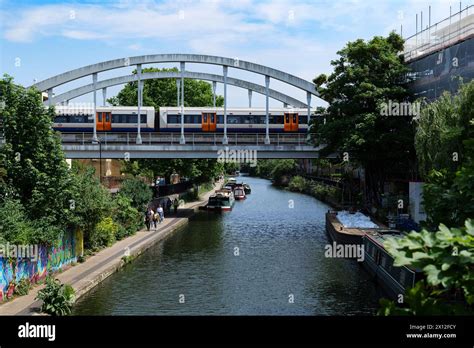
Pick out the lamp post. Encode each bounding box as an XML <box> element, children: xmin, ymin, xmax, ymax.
<box><xmin>93</xmin><ymin>137</ymin><xmax>102</xmax><ymax>184</ymax></box>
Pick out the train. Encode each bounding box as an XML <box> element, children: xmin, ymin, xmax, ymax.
<box><xmin>53</xmin><ymin>106</ymin><xmax>311</xmax><ymax>133</ymax></box>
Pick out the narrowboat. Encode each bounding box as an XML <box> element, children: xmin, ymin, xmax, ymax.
<box><xmin>207</xmin><ymin>189</ymin><xmax>235</xmax><ymax>211</ymax></box>
<box><xmin>325</xmin><ymin>210</ymin><xmax>384</xmax><ymax>245</ymax></box>
<box><xmin>243</xmin><ymin>183</ymin><xmax>251</xmax><ymax>194</ymax></box>
<box><xmin>362</xmin><ymin>232</ymin><xmax>423</xmax><ymax>299</ymax></box>
<box><xmin>233</xmin><ymin>186</ymin><xmax>246</xmax><ymax>200</ymax></box>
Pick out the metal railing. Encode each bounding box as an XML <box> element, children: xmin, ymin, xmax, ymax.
<box><xmin>404</xmin><ymin>5</ymin><xmax>474</xmax><ymax>62</ymax></box>
<box><xmin>60</xmin><ymin>132</ymin><xmax>309</xmax><ymax>146</ymax></box>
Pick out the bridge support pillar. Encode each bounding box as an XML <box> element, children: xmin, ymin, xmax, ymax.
<box><xmin>264</xmin><ymin>75</ymin><xmax>270</xmax><ymax>144</ymax></box>
<box><xmin>212</xmin><ymin>81</ymin><xmax>217</xmax><ymax>108</ymax></box>
<box><xmin>136</xmin><ymin>64</ymin><xmax>143</xmax><ymax>144</ymax></box>
<box><xmin>307</xmin><ymin>91</ymin><xmax>311</xmax><ymax>131</ymax></box>
<box><xmin>92</xmin><ymin>73</ymin><xmax>98</xmax><ymax>143</ymax></box>
<box><xmin>180</xmin><ymin>62</ymin><xmax>186</xmax><ymax>145</ymax></box>
<box><xmin>283</xmin><ymin>102</ymin><xmax>288</xmax><ymax>107</ymax></box>
<box><xmin>222</xmin><ymin>66</ymin><xmax>228</xmax><ymax>145</ymax></box>
<box><xmin>102</xmin><ymin>87</ymin><xmax>107</xmax><ymax>106</ymax></box>
<box><xmin>248</xmin><ymin>89</ymin><xmax>252</xmax><ymax>108</ymax></box>
<box><xmin>176</xmin><ymin>79</ymin><xmax>180</xmax><ymax>106</ymax></box>
<box><xmin>47</xmin><ymin>88</ymin><xmax>53</xmax><ymax>106</ymax></box>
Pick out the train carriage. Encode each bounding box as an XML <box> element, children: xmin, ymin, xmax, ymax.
<box><xmin>53</xmin><ymin>106</ymin><xmax>310</xmax><ymax>133</ymax></box>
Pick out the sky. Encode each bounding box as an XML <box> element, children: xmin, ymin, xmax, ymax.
<box><xmin>0</xmin><ymin>0</ymin><xmax>470</xmax><ymax>107</ymax></box>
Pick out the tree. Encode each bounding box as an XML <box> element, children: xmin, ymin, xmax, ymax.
<box><xmin>108</xmin><ymin>67</ymin><xmax>224</xmax><ymax>108</ymax></box>
<box><xmin>69</xmin><ymin>165</ymin><xmax>112</xmax><ymax>249</ymax></box>
<box><xmin>0</xmin><ymin>75</ymin><xmax>74</xmax><ymax>243</ymax></box>
<box><xmin>415</xmin><ymin>81</ymin><xmax>474</xmax><ymax>228</ymax></box>
<box><xmin>120</xmin><ymin>177</ymin><xmax>153</xmax><ymax>211</ymax></box>
<box><xmin>311</xmin><ymin>33</ymin><xmax>417</xmax><ymax>209</ymax></box>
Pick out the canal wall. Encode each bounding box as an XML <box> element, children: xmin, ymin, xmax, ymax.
<box><xmin>0</xmin><ymin>229</ymin><xmax>80</xmax><ymax>302</ymax></box>
<box><xmin>0</xmin><ymin>183</ymin><xmax>219</xmax><ymax>315</ymax></box>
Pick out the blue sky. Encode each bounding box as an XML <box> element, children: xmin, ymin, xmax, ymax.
<box><xmin>0</xmin><ymin>0</ymin><xmax>468</xmax><ymax>107</ymax></box>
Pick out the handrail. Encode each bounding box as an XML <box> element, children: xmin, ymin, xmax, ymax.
<box><xmin>59</xmin><ymin>132</ymin><xmax>310</xmax><ymax>146</ymax></box>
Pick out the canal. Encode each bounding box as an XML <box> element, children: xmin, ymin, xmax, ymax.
<box><xmin>73</xmin><ymin>176</ymin><xmax>382</xmax><ymax>315</ymax></box>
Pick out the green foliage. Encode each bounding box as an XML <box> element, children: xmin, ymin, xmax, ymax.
<box><xmin>120</xmin><ymin>177</ymin><xmax>153</xmax><ymax>211</ymax></box>
<box><xmin>0</xmin><ymin>75</ymin><xmax>74</xmax><ymax>244</ymax></box>
<box><xmin>379</xmin><ymin>220</ymin><xmax>474</xmax><ymax>315</ymax></box>
<box><xmin>0</xmin><ymin>198</ymin><xmax>36</xmax><ymax>244</ymax></box>
<box><xmin>36</xmin><ymin>276</ymin><xmax>76</xmax><ymax>316</ymax></box>
<box><xmin>112</xmin><ymin>194</ymin><xmax>142</xmax><ymax>239</ymax></box>
<box><xmin>288</xmin><ymin>176</ymin><xmax>308</xmax><ymax>192</ymax></box>
<box><xmin>90</xmin><ymin>217</ymin><xmax>118</xmax><ymax>249</ymax></box>
<box><xmin>109</xmin><ymin>67</ymin><xmax>224</xmax><ymax>108</ymax></box>
<box><xmin>69</xmin><ymin>166</ymin><xmax>112</xmax><ymax>249</ymax></box>
<box><xmin>415</xmin><ymin>81</ymin><xmax>474</xmax><ymax>177</ymax></box>
<box><xmin>14</xmin><ymin>278</ymin><xmax>32</xmax><ymax>296</ymax></box>
<box><xmin>311</xmin><ymin>33</ymin><xmax>416</xmax><ymax>207</ymax></box>
<box><xmin>121</xmin><ymin>159</ymin><xmax>223</xmax><ymax>186</ymax></box>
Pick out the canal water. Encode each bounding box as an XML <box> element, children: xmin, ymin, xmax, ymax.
<box><xmin>73</xmin><ymin>176</ymin><xmax>382</xmax><ymax>315</ymax></box>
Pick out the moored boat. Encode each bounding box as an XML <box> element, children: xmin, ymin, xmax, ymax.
<box><xmin>233</xmin><ymin>186</ymin><xmax>246</xmax><ymax>200</ymax></box>
<box><xmin>243</xmin><ymin>183</ymin><xmax>251</xmax><ymax>194</ymax></box>
<box><xmin>362</xmin><ymin>232</ymin><xmax>423</xmax><ymax>299</ymax></box>
<box><xmin>325</xmin><ymin>210</ymin><xmax>385</xmax><ymax>245</ymax></box>
<box><xmin>207</xmin><ymin>189</ymin><xmax>235</xmax><ymax>211</ymax></box>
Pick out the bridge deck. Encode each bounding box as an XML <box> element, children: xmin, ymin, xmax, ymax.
<box><xmin>59</xmin><ymin>132</ymin><xmax>326</xmax><ymax>159</ymax></box>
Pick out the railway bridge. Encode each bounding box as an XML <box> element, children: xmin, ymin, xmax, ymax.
<box><xmin>28</xmin><ymin>54</ymin><xmax>326</xmax><ymax>159</ymax></box>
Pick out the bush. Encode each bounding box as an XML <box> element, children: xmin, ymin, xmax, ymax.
<box><xmin>120</xmin><ymin>177</ymin><xmax>153</xmax><ymax>210</ymax></box>
<box><xmin>288</xmin><ymin>176</ymin><xmax>308</xmax><ymax>192</ymax></box>
<box><xmin>112</xmin><ymin>194</ymin><xmax>142</xmax><ymax>238</ymax></box>
<box><xmin>36</xmin><ymin>276</ymin><xmax>75</xmax><ymax>316</ymax></box>
<box><xmin>14</xmin><ymin>278</ymin><xmax>32</xmax><ymax>296</ymax></box>
<box><xmin>90</xmin><ymin>217</ymin><xmax>118</xmax><ymax>249</ymax></box>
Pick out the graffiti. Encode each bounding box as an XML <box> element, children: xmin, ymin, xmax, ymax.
<box><xmin>0</xmin><ymin>230</ymin><xmax>78</xmax><ymax>301</ymax></box>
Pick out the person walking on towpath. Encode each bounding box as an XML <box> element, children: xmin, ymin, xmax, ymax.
<box><xmin>145</xmin><ymin>207</ymin><xmax>154</xmax><ymax>231</ymax></box>
<box><xmin>157</xmin><ymin>205</ymin><xmax>164</xmax><ymax>223</ymax></box>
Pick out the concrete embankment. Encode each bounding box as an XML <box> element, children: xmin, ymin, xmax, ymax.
<box><xmin>0</xmin><ymin>183</ymin><xmax>220</xmax><ymax>315</ymax></box>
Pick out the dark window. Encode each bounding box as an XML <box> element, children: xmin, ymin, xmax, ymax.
<box><xmin>54</xmin><ymin>116</ymin><xmax>68</xmax><ymax>123</ymax></box>
<box><xmin>299</xmin><ymin>116</ymin><xmax>308</xmax><ymax>124</ymax></box>
<box><xmin>140</xmin><ymin>114</ymin><xmax>146</xmax><ymax>124</ymax></box>
<box><xmin>98</xmin><ymin>113</ymin><xmax>103</xmax><ymax>122</ymax></box>
<box><xmin>128</xmin><ymin>115</ymin><xmax>137</xmax><ymax>123</ymax></box>
<box><xmin>218</xmin><ymin>115</ymin><xmax>223</xmax><ymax>124</ymax></box>
<box><xmin>112</xmin><ymin>114</ymin><xmax>121</xmax><ymax>123</ymax></box>
<box><xmin>228</xmin><ymin>115</ymin><xmax>240</xmax><ymax>124</ymax></box>
<box><xmin>167</xmin><ymin>115</ymin><xmax>180</xmax><ymax>123</ymax></box>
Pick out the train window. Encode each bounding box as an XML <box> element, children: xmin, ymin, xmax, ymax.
<box><xmin>167</xmin><ymin>115</ymin><xmax>179</xmax><ymax>123</ymax></box>
<box><xmin>274</xmin><ymin>116</ymin><xmax>283</xmax><ymax>124</ymax></box>
<box><xmin>140</xmin><ymin>114</ymin><xmax>146</xmax><ymax>124</ymax></box>
<box><xmin>218</xmin><ymin>115</ymin><xmax>223</xmax><ymax>124</ymax></box>
<box><xmin>299</xmin><ymin>116</ymin><xmax>308</xmax><ymax>124</ymax></box>
<box><xmin>98</xmin><ymin>113</ymin><xmax>103</xmax><ymax>122</ymax></box>
<box><xmin>54</xmin><ymin>116</ymin><xmax>68</xmax><ymax>123</ymax></box>
<box><xmin>112</xmin><ymin>114</ymin><xmax>121</xmax><ymax>123</ymax></box>
<box><xmin>243</xmin><ymin>116</ymin><xmax>252</xmax><ymax>124</ymax></box>
<box><xmin>228</xmin><ymin>115</ymin><xmax>240</xmax><ymax>124</ymax></box>
<box><xmin>128</xmin><ymin>115</ymin><xmax>137</xmax><ymax>123</ymax></box>
<box><xmin>285</xmin><ymin>114</ymin><xmax>290</xmax><ymax>123</ymax></box>
<box><xmin>105</xmin><ymin>113</ymin><xmax>110</xmax><ymax>122</ymax></box>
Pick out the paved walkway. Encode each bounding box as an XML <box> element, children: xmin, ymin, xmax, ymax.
<box><xmin>0</xmin><ymin>182</ymin><xmax>220</xmax><ymax>315</ymax></box>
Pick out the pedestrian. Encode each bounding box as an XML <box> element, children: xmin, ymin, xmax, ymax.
<box><xmin>157</xmin><ymin>204</ymin><xmax>164</xmax><ymax>222</ymax></box>
<box><xmin>145</xmin><ymin>207</ymin><xmax>154</xmax><ymax>231</ymax></box>
<box><xmin>173</xmin><ymin>197</ymin><xmax>179</xmax><ymax>215</ymax></box>
<box><xmin>153</xmin><ymin>210</ymin><xmax>160</xmax><ymax>229</ymax></box>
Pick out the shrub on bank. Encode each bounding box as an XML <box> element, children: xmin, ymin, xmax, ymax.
<box><xmin>90</xmin><ymin>217</ymin><xmax>118</xmax><ymax>249</ymax></box>
<box><xmin>288</xmin><ymin>176</ymin><xmax>308</xmax><ymax>192</ymax></box>
<box><xmin>36</xmin><ymin>276</ymin><xmax>75</xmax><ymax>316</ymax></box>
<box><xmin>112</xmin><ymin>194</ymin><xmax>142</xmax><ymax>239</ymax></box>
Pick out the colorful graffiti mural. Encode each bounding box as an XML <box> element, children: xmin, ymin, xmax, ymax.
<box><xmin>0</xmin><ymin>229</ymin><xmax>78</xmax><ymax>302</ymax></box>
